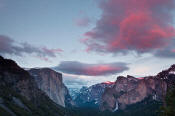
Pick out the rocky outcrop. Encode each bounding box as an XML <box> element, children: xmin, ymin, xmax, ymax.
<box><xmin>156</xmin><ymin>64</ymin><xmax>175</xmax><ymax>89</ymax></box>
<box><xmin>0</xmin><ymin>56</ymin><xmax>39</xmax><ymax>101</ymax></box>
<box><xmin>100</xmin><ymin>68</ymin><xmax>174</xmax><ymax>111</ymax></box>
<box><xmin>28</xmin><ymin>68</ymin><xmax>73</xmax><ymax>107</ymax></box>
<box><xmin>0</xmin><ymin>56</ymin><xmax>67</xmax><ymax>116</ymax></box>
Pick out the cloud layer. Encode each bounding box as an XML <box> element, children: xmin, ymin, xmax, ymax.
<box><xmin>154</xmin><ymin>40</ymin><xmax>175</xmax><ymax>58</ymax></box>
<box><xmin>82</xmin><ymin>0</ymin><xmax>175</xmax><ymax>56</ymax></box>
<box><xmin>54</xmin><ymin>61</ymin><xmax>129</xmax><ymax>76</ymax></box>
<box><xmin>63</xmin><ymin>74</ymin><xmax>89</xmax><ymax>88</ymax></box>
<box><xmin>0</xmin><ymin>35</ymin><xmax>63</xmax><ymax>61</ymax></box>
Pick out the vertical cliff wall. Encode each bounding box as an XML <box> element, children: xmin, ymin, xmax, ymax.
<box><xmin>28</xmin><ymin>68</ymin><xmax>73</xmax><ymax>107</ymax></box>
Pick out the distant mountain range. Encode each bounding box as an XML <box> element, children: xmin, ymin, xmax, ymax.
<box><xmin>70</xmin><ymin>82</ymin><xmax>114</xmax><ymax>108</ymax></box>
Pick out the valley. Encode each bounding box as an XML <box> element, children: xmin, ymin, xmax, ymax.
<box><xmin>0</xmin><ymin>56</ymin><xmax>174</xmax><ymax>116</ymax></box>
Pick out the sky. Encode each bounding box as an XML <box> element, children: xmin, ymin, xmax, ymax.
<box><xmin>0</xmin><ymin>0</ymin><xmax>175</xmax><ymax>88</ymax></box>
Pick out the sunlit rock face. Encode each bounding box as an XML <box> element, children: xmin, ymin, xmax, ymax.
<box><xmin>28</xmin><ymin>68</ymin><xmax>73</xmax><ymax>107</ymax></box>
<box><xmin>100</xmin><ymin>73</ymin><xmax>170</xmax><ymax>111</ymax></box>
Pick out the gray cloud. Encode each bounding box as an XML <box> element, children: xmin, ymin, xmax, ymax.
<box><xmin>54</xmin><ymin>61</ymin><xmax>129</xmax><ymax>76</ymax></box>
<box><xmin>63</xmin><ymin>76</ymin><xmax>88</xmax><ymax>88</ymax></box>
<box><xmin>154</xmin><ymin>39</ymin><xmax>175</xmax><ymax>58</ymax></box>
<box><xmin>0</xmin><ymin>35</ymin><xmax>63</xmax><ymax>61</ymax></box>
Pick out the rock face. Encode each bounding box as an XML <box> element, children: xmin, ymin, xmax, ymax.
<box><xmin>74</xmin><ymin>82</ymin><xmax>114</xmax><ymax>107</ymax></box>
<box><xmin>28</xmin><ymin>68</ymin><xmax>73</xmax><ymax>107</ymax></box>
<box><xmin>0</xmin><ymin>56</ymin><xmax>39</xmax><ymax>101</ymax></box>
<box><xmin>0</xmin><ymin>56</ymin><xmax>67</xmax><ymax>116</ymax></box>
<box><xmin>100</xmin><ymin>69</ymin><xmax>175</xmax><ymax>111</ymax></box>
<box><xmin>156</xmin><ymin>64</ymin><xmax>175</xmax><ymax>89</ymax></box>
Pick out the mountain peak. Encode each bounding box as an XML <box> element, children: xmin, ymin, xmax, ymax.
<box><xmin>0</xmin><ymin>56</ymin><xmax>31</xmax><ymax>80</ymax></box>
<box><xmin>0</xmin><ymin>55</ymin><xmax>4</xmax><ymax>60</ymax></box>
<box><xmin>169</xmin><ymin>64</ymin><xmax>175</xmax><ymax>72</ymax></box>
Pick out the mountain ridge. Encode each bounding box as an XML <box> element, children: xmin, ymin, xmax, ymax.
<box><xmin>0</xmin><ymin>56</ymin><xmax>69</xmax><ymax>116</ymax></box>
<box><xmin>70</xmin><ymin>65</ymin><xmax>175</xmax><ymax>113</ymax></box>
<box><xmin>100</xmin><ymin>65</ymin><xmax>175</xmax><ymax>111</ymax></box>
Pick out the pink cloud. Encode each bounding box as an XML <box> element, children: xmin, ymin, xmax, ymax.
<box><xmin>85</xmin><ymin>65</ymin><xmax>121</xmax><ymax>76</ymax></box>
<box><xmin>55</xmin><ymin>61</ymin><xmax>129</xmax><ymax>76</ymax></box>
<box><xmin>82</xmin><ymin>0</ymin><xmax>175</xmax><ymax>55</ymax></box>
<box><xmin>42</xmin><ymin>47</ymin><xmax>63</xmax><ymax>57</ymax></box>
<box><xmin>171</xmin><ymin>49</ymin><xmax>175</xmax><ymax>53</ymax></box>
<box><xmin>102</xmin><ymin>81</ymin><xmax>115</xmax><ymax>84</ymax></box>
<box><xmin>35</xmin><ymin>56</ymin><xmax>50</xmax><ymax>62</ymax></box>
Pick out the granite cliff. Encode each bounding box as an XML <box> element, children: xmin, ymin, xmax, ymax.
<box><xmin>28</xmin><ymin>68</ymin><xmax>73</xmax><ymax>107</ymax></box>
<box><xmin>100</xmin><ymin>66</ymin><xmax>175</xmax><ymax>111</ymax></box>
